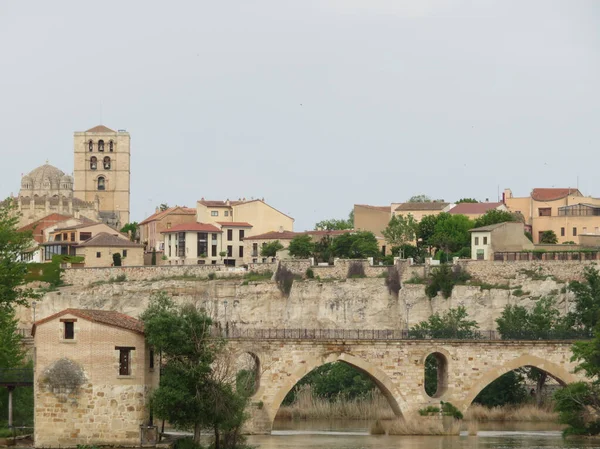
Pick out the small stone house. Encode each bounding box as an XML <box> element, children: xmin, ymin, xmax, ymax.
<box><xmin>33</xmin><ymin>309</ymin><xmax>158</xmax><ymax>447</ymax></box>
<box><xmin>73</xmin><ymin>232</ymin><xmax>144</xmax><ymax>267</ymax></box>
<box><xmin>470</xmin><ymin>222</ymin><xmax>534</xmax><ymax>260</ymax></box>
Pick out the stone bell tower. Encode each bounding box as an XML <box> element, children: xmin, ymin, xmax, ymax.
<box><xmin>73</xmin><ymin>125</ymin><xmax>131</xmax><ymax>226</ymax></box>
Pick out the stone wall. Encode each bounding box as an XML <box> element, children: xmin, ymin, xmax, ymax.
<box><xmin>460</xmin><ymin>260</ymin><xmax>597</xmax><ymax>284</ymax></box>
<box><xmin>312</xmin><ymin>259</ymin><xmax>389</xmax><ymax>279</ymax></box>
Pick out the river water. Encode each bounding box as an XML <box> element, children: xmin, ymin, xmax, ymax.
<box><xmin>242</xmin><ymin>420</ymin><xmax>600</xmax><ymax>449</ymax></box>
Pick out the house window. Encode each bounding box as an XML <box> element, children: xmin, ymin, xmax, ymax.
<box><xmin>116</xmin><ymin>347</ymin><xmax>134</xmax><ymax>376</ymax></box>
<box><xmin>211</xmin><ymin>211</ymin><xmax>218</xmax><ymax>217</ymax></box>
<box><xmin>227</xmin><ymin>245</ymin><xmax>233</xmax><ymax>257</ymax></box>
<box><xmin>474</xmin><ymin>237</ymin><xmax>479</xmax><ymax>245</ymax></box>
<box><xmin>90</xmin><ymin>156</ymin><xmax>97</xmax><ymax>170</ymax></box>
<box><xmin>212</xmin><ymin>233</ymin><xmax>218</xmax><ymax>241</ymax></box>
<box><xmin>211</xmin><ymin>244</ymin><xmax>217</xmax><ymax>257</ymax></box>
<box><xmin>253</xmin><ymin>258</ymin><xmax>257</xmax><ymax>263</ymax></box>
<box><xmin>96</xmin><ymin>252</ymin><xmax>101</xmax><ymax>258</ymax></box>
<box><xmin>178</xmin><ymin>232</ymin><xmax>186</xmax><ymax>257</ymax></box>
<box><xmin>538</xmin><ymin>208</ymin><xmax>551</xmax><ymax>217</ymax></box>
<box><xmin>252</xmin><ymin>243</ymin><xmax>258</xmax><ymax>257</ymax></box>
<box><xmin>483</xmin><ymin>237</ymin><xmax>488</xmax><ymax>245</ymax></box>
<box><xmin>63</xmin><ymin>321</ymin><xmax>74</xmax><ymax>340</ymax></box>
<box><xmin>98</xmin><ymin>140</ymin><xmax>104</xmax><ymax>152</ymax></box>
<box><xmin>224</xmin><ymin>211</ymin><xmax>229</xmax><ymax>217</ymax></box>
<box><xmin>197</xmin><ymin>232</ymin><xmax>208</xmax><ymax>257</ymax></box>
<box><xmin>239</xmin><ymin>246</ymin><xmax>244</xmax><ymax>258</ymax></box>
<box><xmin>80</xmin><ymin>232</ymin><xmax>92</xmax><ymax>241</ymax></box>
<box><xmin>97</xmin><ymin>176</ymin><xmax>106</xmax><ymax>191</ymax></box>
<box><xmin>123</xmin><ymin>249</ymin><xmax>128</xmax><ymax>258</ymax></box>
<box><xmin>227</xmin><ymin>229</ymin><xmax>233</xmax><ymax>241</ymax></box>
<box><xmin>166</xmin><ymin>222</ymin><xmax>171</xmax><ymax>229</ymax></box>
<box><xmin>211</xmin><ymin>260</ymin><xmax>217</xmax><ymax>265</ymax></box>
<box><xmin>561</xmin><ymin>227</ymin><xmax>565</xmax><ymax>237</ymax></box>
<box><xmin>573</xmin><ymin>227</ymin><xmax>577</xmax><ymax>237</ymax></box>
<box><xmin>70</xmin><ymin>233</ymin><xmax>75</xmax><ymax>242</ymax></box>
<box><xmin>239</xmin><ymin>230</ymin><xmax>245</xmax><ymax>240</ymax></box>
<box><xmin>149</xmin><ymin>349</ymin><xmax>154</xmax><ymax>369</ymax></box>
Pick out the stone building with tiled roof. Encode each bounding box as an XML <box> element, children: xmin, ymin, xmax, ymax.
<box><xmin>33</xmin><ymin>308</ymin><xmax>157</xmax><ymax>447</ymax></box>
<box><xmin>139</xmin><ymin>206</ymin><xmax>197</xmax><ymax>252</ymax></box>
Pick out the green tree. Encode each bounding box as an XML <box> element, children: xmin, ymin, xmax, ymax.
<box><xmin>0</xmin><ymin>307</ymin><xmax>25</xmax><ymax>368</ymax></box>
<box><xmin>473</xmin><ymin>209</ymin><xmax>520</xmax><ymax>228</ymax></box>
<box><xmin>141</xmin><ymin>292</ymin><xmax>248</xmax><ymax>446</ymax></box>
<box><xmin>430</xmin><ymin>213</ymin><xmax>474</xmax><ymax>255</ymax></box>
<box><xmin>407</xmin><ymin>194</ymin><xmax>431</xmax><ymax>203</ymax></box>
<box><xmin>261</xmin><ymin>240</ymin><xmax>284</xmax><ymax>258</ymax></box>
<box><xmin>120</xmin><ymin>222</ymin><xmax>139</xmax><ymax>241</ymax></box>
<box><xmin>456</xmin><ymin>198</ymin><xmax>478</xmax><ymax>204</ymax></box>
<box><xmin>567</xmin><ymin>266</ymin><xmax>600</xmax><ymax>331</ymax></box>
<box><xmin>314</xmin><ymin>235</ymin><xmax>333</xmax><ymax>264</ymax></box>
<box><xmin>382</xmin><ymin>214</ymin><xmax>417</xmax><ymax>249</ymax></box>
<box><xmin>288</xmin><ymin>235</ymin><xmax>315</xmax><ymax>258</ymax></box>
<box><xmin>330</xmin><ymin>231</ymin><xmax>379</xmax><ymax>259</ymax></box>
<box><xmin>474</xmin><ymin>371</ymin><xmax>527</xmax><ymax>407</ymax></box>
<box><xmin>539</xmin><ymin>230</ymin><xmax>558</xmax><ymax>244</ymax></box>
<box><xmin>0</xmin><ymin>198</ymin><xmax>37</xmax><ymax>309</ymax></box>
<box><xmin>416</xmin><ymin>214</ymin><xmax>440</xmax><ymax>248</ymax></box>
<box><xmin>314</xmin><ymin>210</ymin><xmax>354</xmax><ymax>231</ymax></box>
<box><xmin>411</xmin><ymin>306</ymin><xmax>479</xmax><ymax>339</ymax></box>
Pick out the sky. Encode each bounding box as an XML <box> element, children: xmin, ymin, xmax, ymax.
<box><xmin>0</xmin><ymin>0</ymin><xmax>598</xmax><ymax>231</ymax></box>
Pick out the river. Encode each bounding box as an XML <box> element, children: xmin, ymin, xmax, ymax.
<box><xmin>241</xmin><ymin>419</ymin><xmax>600</xmax><ymax>449</ymax></box>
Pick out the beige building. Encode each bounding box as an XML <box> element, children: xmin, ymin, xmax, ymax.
<box><xmin>33</xmin><ymin>308</ymin><xmax>157</xmax><ymax>447</ymax></box>
<box><xmin>394</xmin><ymin>201</ymin><xmax>453</xmax><ymax>221</ymax></box>
<box><xmin>504</xmin><ymin>188</ymin><xmax>600</xmax><ymax>244</ymax></box>
<box><xmin>470</xmin><ymin>222</ymin><xmax>534</xmax><ymax>260</ymax></box>
<box><xmin>74</xmin><ymin>125</ymin><xmax>131</xmax><ymax>227</ymax></box>
<box><xmin>162</xmin><ymin>223</ymin><xmax>224</xmax><ymax>265</ymax></box>
<box><xmin>354</xmin><ymin>204</ymin><xmax>391</xmax><ymax>239</ymax></box>
<box><xmin>197</xmin><ymin>198</ymin><xmax>294</xmax><ymax>236</ymax></box>
<box><xmin>74</xmin><ymin>233</ymin><xmax>144</xmax><ymax>267</ymax></box>
<box><xmin>448</xmin><ymin>202</ymin><xmax>507</xmax><ymax>219</ymax></box>
<box><xmin>139</xmin><ymin>206</ymin><xmax>196</xmax><ymax>252</ymax></box>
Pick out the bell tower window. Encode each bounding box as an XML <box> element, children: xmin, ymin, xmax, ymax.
<box><xmin>88</xmin><ymin>140</ymin><xmax>93</xmax><ymax>152</ymax></box>
<box><xmin>90</xmin><ymin>156</ymin><xmax>97</xmax><ymax>170</ymax></box>
<box><xmin>98</xmin><ymin>140</ymin><xmax>104</xmax><ymax>152</ymax></box>
<box><xmin>109</xmin><ymin>140</ymin><xmax>114</xmax><ymax>152</ymax></box>
<box><xmin>103</xmin><ymin>156</ymin><xmax>111</xmax><ymax>170</ymax></box>
<box><xmin>97</xmin><ymin>176</ymin><xmax>106</xmax><ymax>191</ymax></box>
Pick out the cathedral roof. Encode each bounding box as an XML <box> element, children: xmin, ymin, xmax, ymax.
<box><xmin>25</xmin><ymin>163</ymin><xmax>66</xmax><ymax>187</ymax></box>
<box><xmin>86</xmin><ymin>125</ymin><xmax>115</xmax><ymax>133</ymax></box>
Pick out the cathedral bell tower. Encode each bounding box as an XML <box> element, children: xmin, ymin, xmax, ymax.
<box><xmin>73</xmin><ymin>125</ymin><xmax>131</xmax><ymax>226</ymax></box>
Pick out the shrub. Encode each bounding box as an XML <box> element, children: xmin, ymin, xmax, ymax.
<box><xmin>306</xmin><ymin>268</ymin><xmax>315</xmax><ymax>279</ymax></box>
<box><xmin>208</xmin><ymin>272</ymin><xmax>216</xmax><ymax>280</ymax></box>
<box><xmin>441</xmin><ymin>401</ymin><xmax>463</xmax><ymax>420</ymax></box>
<box><xmin>347</xmin><ymin>261</ymin><xmax>366</xmax><ymax>279</ymax></box>
<box><xmin>425</xmin><ymin>264</ymin><xmax>470</xmax><ymax>299</ymax></box>
<box><xmin>244</xmin><ymin>271</ymin><xmax>273</xmax><ymax>282</ymax></box>
<box><xmin>109</xmin><ymin>274</ymin><xmax>127</xmax><ymax>283</ymax></box>
<box><xmin>385</xmin><ymin>267</ymin><xmax>401</xmax><ymax>296</ymax></box>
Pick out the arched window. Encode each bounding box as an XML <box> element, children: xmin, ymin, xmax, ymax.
<box><xmin>97</xmin><ymin>176</ymin><xmax>105</xmax><ymax>191</ymax></box>
<box><xmin>109</xmin><ymin>140</ymin><xmax>114</xmax><ymax>152</ymax></box>
<box><xmin>88</xmin><ymin>140</ymin><xmax>93</xmax><ymax>152</ymax></box>
<box><xmin>90</xmin><ymin>156</ymin><xmax>97</xmax><ymax>170</ymax></box>
<box><xmin>103</xmin><ymin>156</ymin><xmax>111</xmax><ymax>170</ymax></box>
<box><xmin>98</xmin><ymin>140</ymin><xmax>104</xmax><ymax>152</ymax></box>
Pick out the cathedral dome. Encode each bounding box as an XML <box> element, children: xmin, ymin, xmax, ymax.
<box><xmin>21</xmin><ymin>174</ymin><xmax>33</xmax><ymax>189</ymax></box>
<box><xmin>60</xmin><ymin>174</ymin><xmax>74</xmax><ymax>183</ymax></box>
<box><xmin>26</xmin><ymin>164</ymin><xmax>66</xmax><ymax>189</ymax></box>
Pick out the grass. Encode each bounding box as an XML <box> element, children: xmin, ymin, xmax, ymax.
<box><xmin>512</xmin><ymin>288</ymin><xmax>530</xmax><ymax>297</ymax></box>
<box><xmin>464</xmin><ymin>403</ymin><xmax>558</xmax><ymax>422</ymax></box>
<box><xmin>243</xmin><ymin>271</ymin><xmax>273</xmax><ymax>282</ymax></box>
<box><xmin>376</xmin><ymin>418</ymin><xmax>461</xmax><ymax>435</ymax></box>
<box><xmin>403</xmin><ymin>274</ymin><xmax>427</xmax><ymax>285</ymax></box>
<box><xmin>276</xmin><ymin>386</ymin><xmax>396</xmax><ymax>421</ymax></box>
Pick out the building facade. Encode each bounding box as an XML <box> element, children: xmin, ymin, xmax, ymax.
<box><xmin>470</xmin><ymin>222</ymin><xmax>534</xmax><ymax>260</ymax></box>
<box><xmin>33</xmin><ymin>309</ymin><xmax>157</xmax><ymax>447</ymax></box>
<box><xmin>73</xmin><ymin>125</ymin><xmax>131</xmax><ymax>227</ymax></box>
<box><xmin>139</xmin><ymin>206</ymin><xmax>197</xmax><ymax>252</ymax></box>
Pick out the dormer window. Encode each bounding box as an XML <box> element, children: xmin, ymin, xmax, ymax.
<box><xmin>90</xmin><ymin>156</ymin><xmax>97</xmax><ymax>170</ymax></box>
<box><xmin>103</xmin><ymin>156</ymin><xmax>111</xmax><ymax>170</ymax></box>
<box><xmin>98</xmin><ymin>140</ymin><xmax>104</xmax><ymax>152</ymax></box>
<box><xmin>109</xmin><ymin>140</ymin><xmax>114</xmax><ymax>152</ymax></box>
<box><xmin>88</xmin><ymin>140</ymin><xmax>93</xmax><ymax>152</ymax></box>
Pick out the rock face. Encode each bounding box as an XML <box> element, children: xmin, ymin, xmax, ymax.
<box><xmin>19</xmin><ymin>273</ymin><xmax>575</xmax><ymax>332</ymax></box>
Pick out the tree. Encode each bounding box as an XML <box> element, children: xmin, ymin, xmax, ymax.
<box><xmin>416</xmin><ymin>214</ymin><xmax>440</xmax><ymax>248</ymax></box>
<box><xmin>381</xmin><ymin>214</ymin><xmax>417</xmax><ymax>249</ymax></box>
<box><xmin>288</xmin><ymin>235</ymin><xmax>315</xmax><ymax>258</ymax></box>
<box><xmin>141</xmin><ymin>292</ymin><xmax>249</xmax><ymax>446</ymax></box>
<box><xmin>474</xmin><ymin>371</ymin><xmax>527</xmax><ymax>407</ymax></box>
<box><xmin>112</xmin><ymin>252</ymin><xmax>122</xmax><ymax>266</ymax></box>
<box><xmin>314</xmin><ymin>210</ymin><xmax>354</xmax><ymax>231</ymax></box>
<box><xmin>0</xmin><ymin>307</ymin><xmax>25</xmax><ymax>369</ymax></box>
<box><xmin>314</xmin><ymin>235</ymin><xmax>333</xmax><ymax>264</ymax></box>
<box><xmin>567</xmin><ymin>265</ymin><xmax>600</xmax><ymax>331</ymax></box>
<box><xmin>411</xmin><ymin>306</ymin><xmax>479</xmax><ymax>339</ymax></box>
<box><xmin>407</xmin><ymin>194</ymin><xmax>432</xmax><ymax>203</ymax></box>
<box><xmin>539</xmin><ymin>230</ymin><xmax>558</xmax><ymax>244</ymax></box>
<box><xmin>330</xmin><ymin>231</ymin><xmax>379</xmax><ymax>259</ymax></box>
<box><xmin>430</xmin><ymin>213</ymin><xmax>474</xmax><ymax>255</ymax></box>
<box><xmin>0</xmin><ymin>198</ymin><xmax>37</xmax><ymax>310</ymax></box>
<box><xmin>260</xmin><ymin>240</ymin><xmax>284</xmax><ymax>258</ymax></box>
<box><xmin>120</xmin><ymin>222</ymin><xmax>139</xmax><ymax>241</ymax></box>
<box><xmin>456</xmin><ymin>198</ymin><xmax>478</xmax><ymax>204</ymax></box>
<box><xmin>473</xmin><ymin>209</ymin><xmax>519</xmax><ymax>228</ymax></box>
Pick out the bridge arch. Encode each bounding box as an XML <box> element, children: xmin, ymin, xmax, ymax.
<box><xmin>459</xmin><ymin>354</ymin><xmax>577</xmax><ymax>411</ymax></box>
<box><xmin>265</xmin><ymin>352</ymin><xmax>407</xmax><ymax>426</ymax></box>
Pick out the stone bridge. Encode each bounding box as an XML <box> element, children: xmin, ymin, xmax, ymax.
<box><xmin>226</xmin><ymin>330</ymin><xmax>585</xmax><ymax>434</ymax></box>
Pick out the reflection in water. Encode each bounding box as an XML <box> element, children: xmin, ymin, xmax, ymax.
<box><xmin>250</xmin><ymin>419</ymin><xmax>598</xmax><ymax>449</ymax></box>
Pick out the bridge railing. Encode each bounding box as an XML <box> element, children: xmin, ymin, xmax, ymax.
<box><xmin>0</xmin><ymin>368</ymin><xmax>34</xmax><ymax>386</ymax></box>
<box><xmin>223</xmin><ymin>328</ymin><xmax>592</xmax><ymax>341</ymax></box>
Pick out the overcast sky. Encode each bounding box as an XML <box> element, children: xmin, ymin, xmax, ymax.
<box><xmin>1</xmin><ymin>1</ymin><xmax>598</xmax><ymax>230</ymax></box>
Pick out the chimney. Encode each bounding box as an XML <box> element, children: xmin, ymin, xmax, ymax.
<box><xmin>278</xmin><ymin>226</ymin><xmax>284</xmax><ymax>233</ymax></box>
<box><xmin>226</xmin><ymin>198</ymin><xmax>230</xmax><ymax>206</ymax></box>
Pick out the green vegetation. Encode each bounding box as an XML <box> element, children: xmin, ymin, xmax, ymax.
<box><xmin>411</xmin><ymin>306</ymin><xmax>480</xmax><ymax>340</ymax></box>
<box><xmin>539</xmin><ymin>230</ymin><xmax>558</xmax><ymax>244</ymax></box>
<box><xmin>288</xmin><ymin>235</ymin><xmax>315</xmax><ymax>258</ymax></box>
<box><xmin>382</xmin><ymin>214</ymin><xmax>418</xmax><ymax>248</ymax></box>
<box><xmin>305</xmin><ymin>268</ymin><xmax>314</xmax><ymax>279</ymax></box>
<box><xmin>141</xmin><ymin>292</ymin><xmax>250</xmax><ymax>447</ymax></box>
<box><xmin>455</xmin><ymin>198</ymin><xmax>478</xmax><ymax>204</ymax></box>
<box><xmin>330</xmin><ymin>231</ymin><xmax>379</xmax><ymax>259</ymax></box>
<box><xmin>243</xmin><ymin>271</ymin><xmax>273</xmax><ymax>282</ymax></box>
<box><xmin>120</xmin><ymin>222</ymin><xmax>139</xmax><ymax>241</ymax></box>
<box><xmin>474</xmin><ymin>371</ymin><xmax>527</xmax><ymax>407</ymax></box>
<box><xmin>314</xmin><ymin>210</ymin><xmax>354</xmax><ymax>231</ymax></box>
<box><xmin>424</xmin><ymin>264</ymin><xmax>471</xmax><ymax>299</ymax></box>
<box><xmin>260</xmin><ymin>240</ymin><xmax>284</xmax><ymax>258</ymax></box>
<box><xmin>512</xmin><ymin>288</ymin><xmax>529</xmax><ymax>297</ymax></box>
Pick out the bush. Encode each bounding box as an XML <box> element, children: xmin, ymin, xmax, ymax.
<box><xmin>347</xmin><ymin>261</ymin><xmax>366</xmax><ymax>279</ymax></box>
<box><xmin>208</xmin><ymin>272</ymin><xmax>216</xmax><ymax>280</ymax></box>
<box><xmin>306</xmin><ymin>268</ymin><xmax>314</xmax><ymax>279</ymax></box>
<box><xmin>243</xmin><ymin>271</ymin><xmax>273</xmax><ymax>282</ymax></box>
<box><xmin>385</xmin><ymin>267</ymin><xmax>401</xmax><ymax>296</ymax></box>
<box><xmin>425</xmin><ymin>264</ymin><xmax>470</xmax><ymax>299</ymax></box>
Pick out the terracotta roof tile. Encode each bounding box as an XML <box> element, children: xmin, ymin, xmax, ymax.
<box><xmin>531</xmin><ymin>188</ymin><xmax>582</xmax><ymax>202</ymax></box>
<box><xmin>139</xmin><ymin>207</ymin><xmax>196</xmax><ymax>225</ymax></box>
<box><xmin>217</xmin><ymin>222</ymin><xmax>253</xmax><ymax>227</ymax></box>
<box><xmin>76</xmin><ymin>232</ymin><xmax>142</xmax><ymax>248</ymax></box>
<box><xmin>33</xmin><ymin>308</ymin><xmax>143</xmax><ymax>336</ymax></box>
<box><xmin>244</xmin><ymin>231</ymin><xmax>297</xmax><ymax>240</ymax></box>
<box><xmin>160</xmin><ymin>223</ymin><xmax>222</xmax><ymax>233</ymax></box>
<box><xmin>354</xmin><ymin>204</ymin><xmax>390</xmax><ymax>212</ymax></box>
<box><xmin>18</xmin><ymin>213</ymin><xmax>72</xmax><ymax>243</ymax></box>
<box><xmin>85</xmin><ymin>125</ymin><xmax>115</xmax><ymax>133</ymax></box>
<box><xmin>395</xmin><ymin>202</ymin><xmax>449</xmax><ymax>211</ymax></box>
<box><xmin>449</xmin><ymin>202</ymin><xmax>503</xmax><ymax>215</ymax></box>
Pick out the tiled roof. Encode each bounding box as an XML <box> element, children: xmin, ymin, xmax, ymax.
<box><xmin>217</xmin><ymin>222</ymin><xmax>253</xmax><ymax>228</ymax></box>
<box><xmin>470</xmin><ymin>222</ymin><xmax>518</xmax><ymax>232</ymax></box>
<box><xmin>305</xmin><ymin>230</ymin><xmax>353</xmax><ymax>236</ymax></box>
<box><xmin>531</xmin><ymin>188</ymin><xmax>582</xmax><ymax>202</ymax></box>
<box><xmin>18</xmin><ymin>213</ymin><xmax>72</xmax><ymax>243</ymax></box>
<box><xmin>76</xmin><ymin>232</ymin><xmax>141</xmax><ymax>247</ymax></box>
<box><xmin>449</xmin><ymin>202</ymin><xmax>503</xmax><ymax>215</ymax></box>
<box><xmin>53</xmin><ymin>222</ymin><xmax>102</xmax><ymax>232</ymax></box>
<box><xmin>139</xmin><ymin>207</ymin><xmax>195</xmax><ymax>225</ymax></box>
<box><xmin>85</xmin><ymin>125</ymin><xmax>115</xmax><ymax>133</ymax></box>
<box><xmin>395</xmin><ymin>202</ymin><xmax>449</xmax><ymax>211</ymax></box>
<box><xmin>160</xmin><ymin>223</ymin><xmax>222</xmax><ymax>233</ymax></box>
<box><xmin>243</xmin><ymin>230</ymin><xmax>298</xmax><ymax>240</ymax></box>
<box><xmin>354</xmin><ymin>204</ymin><xmax>390</xmax><ymax>212</ymax></box>
<box><xmin>33</xmin><ymin>308</ymin><xmax>143</xmax><ymax>336</ymax></box>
